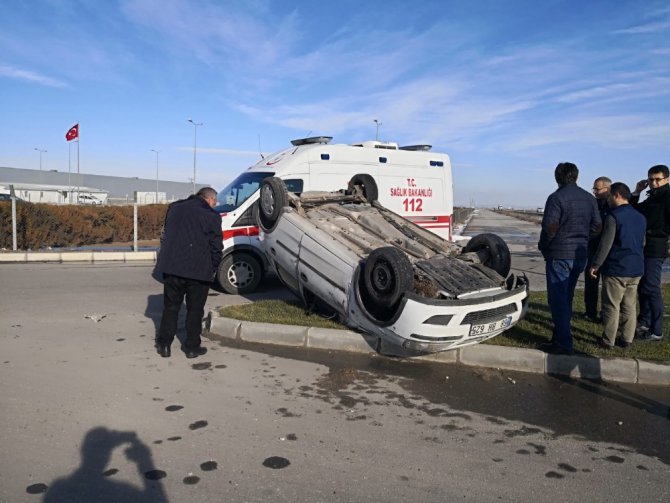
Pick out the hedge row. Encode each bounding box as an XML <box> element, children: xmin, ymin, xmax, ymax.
<box><xmin>0</xmin><ymin>202</ymin><xmax>168</xmax><ymax>250</ymax></box>
<box><xmin>0</xmin><ymin>203</ymin><xmax>476</xmax><ymax>250</ymax></box>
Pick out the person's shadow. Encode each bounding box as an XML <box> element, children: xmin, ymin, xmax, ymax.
<box><xmin>43</xmin><ymin>427</ymin><xmax>168</xmax><ymax>503</ymax></box>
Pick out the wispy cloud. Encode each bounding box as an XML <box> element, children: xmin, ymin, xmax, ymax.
<box><xmin>498</xmin><ymin>115</ymin><xmax>670</xmax><ymax>151</ymax></box>
<box><xmin>613</xmin><ymin>20</ymin><xmax>670</xmax><ymax>35</ymax></box>
<box><xmin>176</xmin><ymin>146</ymin><xmax>261</xmax><ymax>157</ymax></box>
<box><xmin>0</xmin><ymin>64</ymin><xmax>67</xmax><ymax>87</ymax></box>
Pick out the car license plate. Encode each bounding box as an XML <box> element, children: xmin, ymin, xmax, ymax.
<box><xmin>469</xmin><ymin>316</ymin><xmax>512</xmax><ymax>336</ymax></box>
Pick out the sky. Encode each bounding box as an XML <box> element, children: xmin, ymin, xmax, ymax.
<box><xmin>1</xmin><ymin>0</ymin><xmax>668</xmax><ymax>208</ymax></box>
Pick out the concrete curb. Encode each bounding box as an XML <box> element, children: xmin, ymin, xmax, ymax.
<box><xmin>206</xmin><ymin>311</ymin><xmax>670</xmax><ymax>386</ymax></box>
<box><xmin>0</xmin><ymin>251</ymin><xmax>156</xmax><ymax>263</ymax></box>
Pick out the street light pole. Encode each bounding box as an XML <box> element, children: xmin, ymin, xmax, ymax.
<box><xmin>34</xmin><ymin>148</ymin><xmax>47</xmax><ymax>171</ymax></box>
<box><xmin>151</xmin><ymin>149</ymin><xmax>160</xmax><ymax>203</ymax></box>
<box><xmin>373</xmin><ymin>119</ymin><xmax>382</xmax><ymax>141</ymax></box>
<box><xmin>187</xmin><ymin>119</ymin><xmax>203</xmax><ymax>194</ymax></box>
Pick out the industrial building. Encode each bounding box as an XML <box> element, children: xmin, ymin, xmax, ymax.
<box><xmin>0</xmin><ymin>166</ymin><xmax>205</xmax><ymax>204</ymax></box>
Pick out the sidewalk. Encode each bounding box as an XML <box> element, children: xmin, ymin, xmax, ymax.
<box><xmin>206</xmin><ymin>310</ymin><xmax>670</xmax><ymax>386</ymax></box>
<box><xmin>0</xmin><ymin>250</ymin><xmax>156</xmax><ymax>263</ymax></box>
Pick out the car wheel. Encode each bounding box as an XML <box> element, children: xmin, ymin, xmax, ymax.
<box><xmin>363</xmin><ymin>247</ymin><xmax>413</xmax><ymax>308</ymax></box>
<box><xmin>463</xmin><ymin>233</ymin><xmax>511</xmax><ymax>277</ymax></box>
<box><xmin>258</xmin><ymin>177</ymin><xmax>289</xmax><ymax>232</ymax></box>
<box><xmin>348</xmin><ymin>174</ymin><xmax>378</xmax><ymax>203</ymax></box>
<box><xmin>217</xmin><ymin>252</ymin><xmax>262</xmax><ymax>294</ymax></box>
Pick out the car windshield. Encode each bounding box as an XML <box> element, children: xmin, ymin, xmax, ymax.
<box><xmin>214</xmin><ymin>171</ymin><xmax>275</xmax><ymax>213</ymax></box>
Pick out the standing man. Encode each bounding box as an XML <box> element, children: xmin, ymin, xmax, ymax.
<box><xmin>155</xmin><ymin>187</ymin><xmax>223</xmax><ymax>358</ymax></box>
<box><xmin>538</xmin><ymin>162</ymin><xmax>602</xmax><ymax>355</ymax></box>
<box><xmin>631</xmin><ymin>164</ymin><xmax>670</xmax><ymax>342</ymax></box>
<box><xmin>588</xmin><ymin>183</ymin><xmax>645</xmax><ymax>349</ymax></box>
<box><xmin>583</xmin><ymin>176</ymin><xmax>611</xmax><ymax>322</ymax></box>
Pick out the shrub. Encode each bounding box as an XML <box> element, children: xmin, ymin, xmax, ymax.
<box><xmin>0</xmin><ymin>202</ymin><xmax>168</xmax><ymax>249</ymax></box>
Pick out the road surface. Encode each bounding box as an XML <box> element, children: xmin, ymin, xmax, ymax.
<box><xmin>0</xmin><ymin>262</ymin><xmax>668</xmax><ymax>502</ymax></box>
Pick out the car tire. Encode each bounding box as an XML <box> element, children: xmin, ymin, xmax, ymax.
<box><xmin>217</xmin><ymin>252</ymin><xmax>262</xmax><ymax>294</ymax></box>
<box><xmin>258</xmin><ymin>177</ymin><xmax>289</xmax><ymax>232</ymax></box>
<box><xmin>348</xmin><ymin>174</ymin><xmax>378</xmax><ymax>203</ymax></box>
<box><xmin>363</xmin><ymin>247</ymin><xmax>413</xmax><ymax>308</ymax></box>
<box><xmin>463</xmin><ymin>233</ymin><xmax>511</xmax><ymax>277</ymax></box>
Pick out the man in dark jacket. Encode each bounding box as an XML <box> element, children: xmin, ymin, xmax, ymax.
<box><xmin>538</xmin><ymin>162</ymin><xmax>602</xmax><ymax>354</ymax></box>
<box><xmin>584</xmin><ymin>176</ymin><xmax>611</xmax><ymax>321</ymax></box>
<box><xmin>155</xmin><ymin>188</ymin><xmax>223</xmax><ymax>358</ymax></box>
<box><xmin>589</xmin><ymin>183</ymin><xmax>646</xmax><ymax>349</ymax></box>
<box><xmin>631</xmin><ymin>164</ymin><xmax>670</xmax><ymax>342</ymax></box>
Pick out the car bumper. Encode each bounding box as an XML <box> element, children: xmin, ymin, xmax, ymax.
<box><xmin>351</xmin><ymin>274</ymin><xmax>529</xmax><ymax>354</ymax></box>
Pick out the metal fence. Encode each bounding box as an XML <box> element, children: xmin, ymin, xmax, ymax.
<box><xmin>453</xmin><ymin>207</ymin><xmax>474</xmax><ymax>225</ymax></box>
<box><xmin>0</xmin><ymin>198</ymin><xmax>165</xmax><ymax>251</ymax></box>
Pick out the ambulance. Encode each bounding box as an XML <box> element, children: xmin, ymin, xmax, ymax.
<box><xmin>215</xmin><ymin>136</ymin><xmax>454</xmax><ymax>294</ymax></box>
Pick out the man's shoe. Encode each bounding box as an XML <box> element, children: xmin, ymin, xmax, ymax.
<box><xmin>156</xmin><ymin>343</ymin><xmax>171</xmax><ymax>358</ymax></box>
<box><xmin>184</xmin><ymin>346</ymin><xmax>207</xmax><ymax>359</ymax></box>
<box><xmin>539</xmin><ymin>342</ymin><xmax>574</xmax><ymax>356</ymax></box>
<box><xmin>596</xmin><ymin>338</ymin><xmax>614</xmax><ymax>350</ymax></box>
<box><xmin>635</xmin><ymin>324</ymin><xmax>650</xmax><ymax>338</ymax></box>
<box><xmin>616</xmin><ymin>339</ymin><xmax>632</xmax><ymax>349</ymax></box>
<box><xmin>636</xmin><ymin>331</ymin><xmax>664</xmax><ymax>342</ymax></box>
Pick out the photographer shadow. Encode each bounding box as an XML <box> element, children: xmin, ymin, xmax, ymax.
<box><xmin>44</xmin><ymin>427</ymin><xmax>168</xmax><ymax>503</ymax></box>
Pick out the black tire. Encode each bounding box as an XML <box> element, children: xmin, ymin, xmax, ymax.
<box><xmin>463</xmin><ymin>233</ymin><xmax>511</xmax><ymax>277</ymax></box>
<box><xmin>258</xmin><ymin>177</ymin><xmax>288</xmax><ymax>232</ymax></box>
<box><xmin>217</xmin><ymin>252</ymin><xmax>262</xmax><ymax>294</ymax></box>
<box><xmin>363</xmin><ymin>247</ymin><xmax>413</xmax><ymax>308</ymax></box>
<box><xmin>348</xmin><ymin>174</ymin><xmax>378</xmax><ymax>203</ymax></box>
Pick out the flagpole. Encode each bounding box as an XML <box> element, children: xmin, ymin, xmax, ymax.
<box><xmin>68</xmin><ymin>142</ymin><xmax>72</xmax><ymax>203</ymax></box>
<box><xmin>76</xmin><ymin>121</ymin><xmax>80</xmax><ymax>204</ymax></box>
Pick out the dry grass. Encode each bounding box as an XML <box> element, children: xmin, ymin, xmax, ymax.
<box><xmin>219</xmin><ymin>286</ymin><xmax>670</xmax><ymax>362</ymax></box>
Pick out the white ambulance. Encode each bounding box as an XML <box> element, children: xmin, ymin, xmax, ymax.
<box><xmin>215</xmin><ymin>136</ymin><xmax>454</xmax><ymax>294</ymax></box>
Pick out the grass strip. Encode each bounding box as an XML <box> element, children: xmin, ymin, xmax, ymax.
<box><xmin>218</xmin><ymin>285</ymin><xmax>670</xmax><ymax>363</ymax></box>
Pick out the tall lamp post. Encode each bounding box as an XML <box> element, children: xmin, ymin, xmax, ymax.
<box><xmin>373</xmin><ymin>119</ymin><xmax>382</xmax><ymax>141</ymax></box>
<box><xmin>187</xmin><ymin>118</ymin><xmax>203</xmax><ymax>194</ymax></box>
<box><xmin>151</xmin><ymin>149</ymin><xmax>160</xmax><ymax>203</ymax></box>
<box><xmin>34</xmin><ymin>148</ymin><xmax>47</xmax><ymax>171</ymax></box>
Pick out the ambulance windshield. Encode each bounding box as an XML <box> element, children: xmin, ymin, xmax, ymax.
<box><xmin>214</xmin><ymin>172</ymin><xmax>275</xmax><ymax>213</ymax></box>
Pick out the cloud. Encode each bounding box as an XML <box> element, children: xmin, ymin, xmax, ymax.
<box><xmin>613</xmin><ymin>20</ymin><xmax>670</xmax><ymax>35</ymax></box>
<box><xmin>499</xmin><ymin>115</ymin><xmax>670</xmax><ymax>151</ymax></box>
<box><xmin>176</xmin><ymin>146</ymin><xmax>261</xmax><ymax>157</ymax></box>
<box><xmin>0</xmin><ymin>64</ymin><xmax>67</xmax><ymax>87</ymax></box>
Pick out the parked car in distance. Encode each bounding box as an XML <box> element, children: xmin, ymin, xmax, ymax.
<box><xmin>78</xmin><ymin>194</ymin><xmax>103</xmax><ymax>205</ymax></box>
<box><xmin>256</xmin><ymin>175</ymin><xmax>529</xmax><ymax>356</ymax></box>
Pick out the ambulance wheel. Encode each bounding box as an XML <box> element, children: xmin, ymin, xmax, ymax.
<box><xmin>363</xmin><ymin>247</ymin><xmax>413</xmax><ymax>309</ymax></box>
<box><xmin>258</xmin><ymin>177</ymin><xmax>288</xmax><ymax>231</ymax></box>
<box><xmin>463</xmin><ymin>233</ymin><xmax>511</xmax><ymax>278</ymax></box>
<box><xmin>348</xmin><ymin>174</ymin><xmax>378</xmax><ymax>203</ymax></box>
<box><xmin>217</xmin><ymin>252</ymin><xmax>262</xmax><ymax>294</ymax></box>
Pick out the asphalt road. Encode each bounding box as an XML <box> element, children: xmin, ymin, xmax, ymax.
<box><xmin>1</xmin><ymin>261</ymin><xmax>668</xmax><ymax>502</ymax></box>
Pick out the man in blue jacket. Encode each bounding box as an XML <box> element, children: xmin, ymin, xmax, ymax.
<box><xmin>631</xmin><ymin>164</ymin><xmax>670</xmax><ymax>342</ymax></box>
<box><xmin>155</xmin><ymin>188</ymin><xmax>223</xmax><ymax>358</ymax></box>
<box><xmin>538</xmin><ymin>163</ymin><xmax>602</xmax><ymax>355</ymax></box>
<box><xmin>588</xmin><ymin>183</ymin><xmax>646</xmax><ymax>349</ymax></box>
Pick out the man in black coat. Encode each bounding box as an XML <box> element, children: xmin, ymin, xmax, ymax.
<box><xmin>631</xmin><ymin>164</ymin><xmax>670</xmax><ymax>342</ymax></box>
<box><xmin>155</xmin><ymin>187</ymin><xmax>223</xmax><ymax>358</ymax></box>
<box><xmin>584</xmin><ymin>176</ymin><xmax>611</xmax><ymax>321</ymax></box>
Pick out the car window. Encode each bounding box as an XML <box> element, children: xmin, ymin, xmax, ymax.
<box><xmin>215</xmin><ymin>172</ymin><xmax>275</xmax><ymax>213</ymax></box>
<box><xmin>284</xmin><ymin>179</ymin><xmax>304</xmax><ymax>194</ymax></box>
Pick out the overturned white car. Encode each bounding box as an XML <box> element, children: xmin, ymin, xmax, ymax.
<box><xmin>255</xmin><ymin>175</ymin><xmax>529</xmax><ymax>355</ymax></box>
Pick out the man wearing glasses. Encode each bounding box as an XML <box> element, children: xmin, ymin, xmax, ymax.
<box><xmin>631</xmin><ymin>164</ymin><xmax>670</xmax><ymax>342</ymax></box>
<box><xmin>584</xmin><ymin>176</ymin><xmax>612</xmax><ymax>322</ymax></box>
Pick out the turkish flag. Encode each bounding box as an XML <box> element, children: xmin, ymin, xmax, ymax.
<box><xmin>65</xmin><ymin>124</ymin><xmax>79</xmax><ymax>141</ymax></box>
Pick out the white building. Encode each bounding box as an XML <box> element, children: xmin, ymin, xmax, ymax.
<box><xmin>0</xmin><ymin>183</ymin><xmax>108</xmax><ymax>204</ymax></box>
